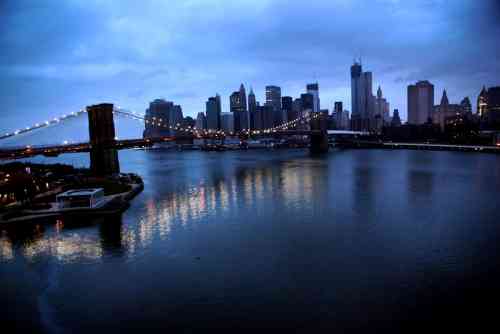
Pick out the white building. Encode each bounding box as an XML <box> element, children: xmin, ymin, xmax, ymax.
<box><xmin>56</xmin><ymin>188</ymin><xmax>106</xmax><ymax>209</ymax></box>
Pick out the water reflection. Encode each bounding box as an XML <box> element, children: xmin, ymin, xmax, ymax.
<box><xmin>0</xmin><ymin>232</ymin><xmax>13</xmax><ymax>261</ymax></box>
<box><xmin>119</xmin><ymin>154</ymin><xmax>320</xmax><ymax>256</ymax></box>
<box><xmin>0</xmin><ymin>215</ymin><xmax>125</xmax><ymax>263</ymax></box>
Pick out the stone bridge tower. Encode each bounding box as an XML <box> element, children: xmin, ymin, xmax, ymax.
<box><xmin>87</xmin><ymin>103</ymin><xmax>120</xmax><ymax>176</ymax></box>
<box><xmin>309</xmin><ymin>112</ymin><xmax>329</xmax><ymax>154</ymax></box>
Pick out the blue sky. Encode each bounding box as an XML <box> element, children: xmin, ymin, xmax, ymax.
<box><xmin>1</xmin><ymin>0</ymin><xmax>499</xmax><ymax>138</ymax></box>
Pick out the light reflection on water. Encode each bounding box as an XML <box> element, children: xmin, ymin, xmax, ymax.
<box><xmin>1</xmin><ymin>149</ymin><xmax>500</xmax><ymax>332</ymax></box>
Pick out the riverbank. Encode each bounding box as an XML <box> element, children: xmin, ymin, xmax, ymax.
<box><xmin>335</xmin><ymin>141</ymin><xmax>500</xmax><ymax>153</ymax></box>
<box><xmin>0</xmin><ymin>178</ymin><xmax>143</xmax><ymax>225</ymax></box>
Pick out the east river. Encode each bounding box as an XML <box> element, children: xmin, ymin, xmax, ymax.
<box><xmin>1</xmin><ymin>149</ymin><xmax>500</xmax><ymax>333</ymax></box>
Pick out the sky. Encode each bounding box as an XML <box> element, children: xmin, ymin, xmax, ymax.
<box><xmin>1</xmin><ymin>0</ymin><xmax>499</xmax><ymax>138</ymax></box>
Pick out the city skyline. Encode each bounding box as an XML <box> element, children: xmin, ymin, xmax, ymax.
<box><xmin>1</xmin><ymin>0</ymin><xmax>500</xmax><ymax>132</ymax></box>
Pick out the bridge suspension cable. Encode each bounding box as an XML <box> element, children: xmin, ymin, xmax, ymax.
<box><xmin>0</xmin><ymin>109</ymin><xmax>87</xmax><ymax>141</ymax></box>
<box><xmin>0</xmin><ymin>105</ymin><xmax>318</xmax><ymax>146</ymax></box>
<box><xmin>113</xmin><ymin>107</ymin><xmax>317</xmax><ymax>138</ymax></box>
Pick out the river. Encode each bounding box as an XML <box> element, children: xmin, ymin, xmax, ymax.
<box><xmin>1</xmin><ymin>148</ymin><xmax>500</xmax><ymax>332</ymax></box>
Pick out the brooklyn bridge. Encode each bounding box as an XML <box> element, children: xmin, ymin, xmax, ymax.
<box><xmin>0</xmin><ymin>103</ymin><xmax>334</xmax><ymax>174</ymax></box>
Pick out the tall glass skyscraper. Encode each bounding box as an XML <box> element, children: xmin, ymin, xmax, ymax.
<box><xmin>306</xmin><ymin>83</ymin><xmax>320</xmax><ymax>113</ymax></box>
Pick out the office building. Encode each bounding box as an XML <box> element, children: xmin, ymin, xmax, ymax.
<box><xmin>195</xmin><ymin>112</ymin><xmax>207</xmax><ymax>130</ymax></box>
<box><xmin>248</xmin><ymin>88</ymin><xmax>257</xmax><ymax>130</ymax></box>
<box><xmin>282</xmin><ymin>96</ymin><xmax>294</xmax><ymax>122</ymax></box>
<box><xmin>478</xmin><ymin>86</ymin><xmax>488</xmax><ymax>116</ymax></box>
<box><xmin>374</xmin><ymin>86</ymin><xmax>390</xmax><ymax>131</ymax></box>
<box><xmin>408</xmin><ymin>80</ymin><xmax>434</xmax><ymax>125</ymax></box>
<box><xmin>230</xmin><ymin>84</ymin><xmax>248</xmax><ymax>132</ymax></box>
<box><xmin>432</xmin><ymin>90</ymin><xmax>465</xmax><ymax>131</ymax></box>
<box><xmin>144</xmin><ymin>99</ymin><xmax>175</xmax><ymax>138</ymax></box>
<box><xmin>301</xmin><ymin>93</ymin><xmax>314</xmax><ymax>112</ymax></box>
<box><xmin>221</xmin><ymin>112</ymin><xmax>234</xmax><ymax>134</ymax></box>
<box><xmin>351</xmin><ymin>61</ymin><xmax>375</xmax><ymax>131</ymax></box>
<box><xmin>306</xmin><ymin>83</ymin><xmax>320</xmax><ymax>113</ymax></box>
<box><xmin>478</xmin><ymin>86</ymin><xmax>500</xmax><ymax>129</ymax></box>
<box><xmin>265</xmin><ymin>86</ymin><xmax>281</xmax><ymax>110</ymax></box>
<box><xmin>206</xmin><ymin>94</ymin><xmax>222</xmax><ymax>130</ymax></box>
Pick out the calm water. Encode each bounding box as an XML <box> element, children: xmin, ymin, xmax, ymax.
<box><xmin>1</xmin><ymin>149</ymin><xmax>500</xmax><ymax>333</ymax></box>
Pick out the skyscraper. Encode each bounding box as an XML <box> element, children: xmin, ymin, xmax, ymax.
<box><xmin>477</xmin><ymin>86</ymin><xmax>488</xmax><ymax>116</ymax></box>
<box><xmin>351</xmin><ymin>62</ymin><xmax>362</xmax><ymax>120</ymax></box>
<box><xmin>206</xmin><ymin>94</ymin><xmax>221</xmax><ymax>130</ymax></box>
<box><xmin>374</xmin><ymin>86</ymin><xmax>390</xmax><ymax>131</ymax></box>
<box><xmin>334</xmin><ymin>101</ymin><xmax>343</xmax><ymax>129</ymax></box>
<box><xmin>144</xmin><ymin>99</ymin><xmax>174</xmax><ymax>138</ymax></box>
<box><xmin>171</xmin><ymin>105</ymin><xmax>183</xmax><ymax>127</ymax></box>
<box><xmin>220</xmin><ymin>112</ymin><xmax>234</xmax><ymax>133</ymax></box>
<box><xmin>407</xmin><ymin>80</ymin><xmax>434</xmax><ymax>125</ymax></box>
<box><xmin>254</xmin><ymin>105</ymin><xmax>264</xmax><ymax>130</ymax></box>
<box><xmin>265</xmin><ymin>85</ymin><xmax>281</xmax><ymax>126</ymax></box>
<box><xmin>292</xmin><ymin>98</ymin><xmax>303</xmax><ymax>120</ymax></box>
<box><xmin>230</xmin><ymin>84</ymin><xmax>248</xmax><ymax>132</ymax></box>
<box><xmin>478</xmin><ymin>86</ymin><xmax>500</xmax><ymax>129</ymax></box>
<box><xmin>350</xmin><ymin>61</ymin><xmax>374</xmax><ymax>131</ymax></box>
<box><xmin>282</xmin><ymin>96</ymin><xmax>294</xmax><ymax>122</ymax></box>
<box><xmin>306</xmin><ymin>83</ymin><xmax>320</xmax><ymax>113</ymax></box>
<box><xmin>195</xmin><ymin>112</ymin><xmax>207</xmax><ymax>130</ymax></box>
<box><xmin>334</xmin><ymin>102</ymin><xmax>343</xmax><ymax>114</ymax></box>
<box><xmin>248</xmin><ymin>87</ymin><xmax>257</xmax><ymax>130</ymax></box>
<box><xmin>300</xmin><ymin>93</ymin><xmax>314</xmax><ymax>112</ymax></box>
<box><xmin>263</xmin><ymin>105</ymin><xmax>275</xmax><ymax>130</ymax></box>
<box><xmin>265</xmin><ymin>86</ymin><xmax>281</xmax><ymax>110</ymax></box>
<box><xmin>239</xmin><ymin>83</ymin><xmax>248</xmax><ymax>130</ymax></box>
<box><xmin>230</xmin><ymin>91</ymin><xmax>242</xmax><ymax>132</ymax></box>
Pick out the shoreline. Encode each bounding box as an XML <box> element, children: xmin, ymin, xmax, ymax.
<box><xmin>0</xmin><ymin>182</ymin><xmax>143</xmax><ymax>225</ymax></box>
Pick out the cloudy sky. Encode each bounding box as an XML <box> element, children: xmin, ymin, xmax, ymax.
<box><xmin>1</xmin><ymin>0</ymin><xmax>499</xmax><ymax>137</ymax></box>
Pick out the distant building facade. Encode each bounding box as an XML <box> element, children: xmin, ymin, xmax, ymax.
<box><xmin>144</xmin><ymin>99</ymin><xmax>182</xmax><ymax>138</ymax></box>
<box><xmin>478</xmin><ymin>86</ymin><xmax>500</xmax><ymax>129</ymax></box>
<box><xmin>206</xmin><ymin>94</ymin><xmax>222</xmax><ymax>130</ymax></box>
<box><xmin>248</xmin><ymin>88</ymin><xmax>257</xmax><ymax>130</ymax></box>
<box><xmin>391</xmin><ymin>109</ymin><xmax>402</xmax><ymax>127</ymax></box>
<box><xmin>333</xmin><ymin>101</ymin><xmax>349</xmax><ymax>130</ymax></box>
<box><xmin>220</xmin><ymin>112</ymin><xmax>234</xmax><ymax>133</ymax></box>
<box><xmin>350</xmin><ymin>61</ymin><xmax>375</xmax><ymax>131</ymax></box>
<box><xmin>230</xmin><ymin>84</ymin><xmax>248</xmax><ymax>132</ymax></box>
<box><xmin>408</xmin><ymin>80</ymin><xmax>434</xmax><ymax>125</ymax></box>
<box><xmin>282</xmin><ymin>96</ymin><xmax>294</xmax><ymax>122</ymax></box>
<box><xmin>306</xmin><ymin>83</ymin><xmax>320</xmax><ymax>113</ymax></box>
<box><xmin>265</xmin><ymin>85</ymin><xmax>282</xmax><ymax>126</ymax></box>
<box><xmin>432</xmin><ymin>90</ymin><xmax>466</xmax><ymax>131</ymax></box>
<box><xmin>195</xmin><ymin>112</ymin><xmax>207</xmax><ymax>130</ymax></box>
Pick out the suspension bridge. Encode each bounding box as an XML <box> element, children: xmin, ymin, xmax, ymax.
<box><xmin>0</xmin><ymin>103</ymin><xmax>330</xmax><ymax>174</ymax></box>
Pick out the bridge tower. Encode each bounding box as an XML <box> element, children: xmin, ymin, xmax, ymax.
<box><xmin>87</xmin><ymin>103</ymin><xmax>120</xmax><ymax>176</ymax></box>
<box><xmin>309</xmin><ymin>112</ymin><xmax>329</xmax><ymax>154</ymax></box>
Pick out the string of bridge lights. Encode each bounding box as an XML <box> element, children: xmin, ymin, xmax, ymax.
<box><xmin>114</xmin><ymin>107</ymin><xmax>318</xmax><ymax>137</ymax></box>
<box><xmin>0</xmin><ymin>109</ymin><xmax>87</xmax><ymax>141</ymax></box>
<box><xmin>0</xmin><ymin>106</ymin><xmax>319</xmax><ymax>143</ymax></box>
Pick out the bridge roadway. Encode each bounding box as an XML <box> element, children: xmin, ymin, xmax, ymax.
<box><xmin>0</xmin><ymin>130</ymin><xmax>326</xmax><ymax>160</ymax></box>
<box><xmin>3</xmin><ymin>135</ymin><xmax>499</xmax><ymax>160</ymax></box>
<box><xmin>0</xmin><ymin>137</ymin><xmax>176</xmax><ymax>160</ymax></box>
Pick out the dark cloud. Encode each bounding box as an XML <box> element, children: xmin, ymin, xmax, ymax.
<box><xmin>0</xmin><ymin>0</ymin><xmax>499</xmax><ymax>137</ymax></box>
